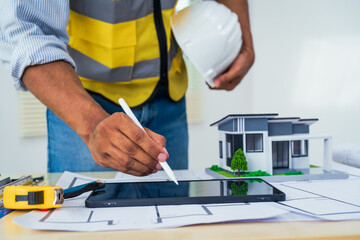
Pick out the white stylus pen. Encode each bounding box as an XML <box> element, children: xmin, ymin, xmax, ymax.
<box><xmin>118</xmin><ymin>98</ymin><xmax>179</xmax><ymax>185</ymax></box>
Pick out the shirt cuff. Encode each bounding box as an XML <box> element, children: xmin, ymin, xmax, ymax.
<box><xmin>11</xmin><ymin>35</ymin><xmax>76</xmax><ymax>91</ymax></box>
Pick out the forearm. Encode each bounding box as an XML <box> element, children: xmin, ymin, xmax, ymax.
<box><xmin>216</xmin><ymin>0</ymin><xmax>253</xmax><ymax>49</ymax></box>
<box><xmin>22</xmin><ymin>61</ymin><xmax>109</xmax><ymax>144</ymax></box>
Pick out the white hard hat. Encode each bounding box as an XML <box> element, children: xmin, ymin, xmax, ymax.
<box><xmin>171</xmin><ymin>1</ymin><xmax>242</xmax><ymax>87</ymax></box>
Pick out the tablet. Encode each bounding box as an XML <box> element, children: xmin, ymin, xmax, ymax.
<box><xmin>85</xmin><ymin>179</ymin><xmax>285</xmax><ymax>208</ymax></box>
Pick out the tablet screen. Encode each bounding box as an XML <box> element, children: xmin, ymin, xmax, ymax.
<box><xmin>86</xmin><ymin>179</ymin><xmax>285</xmax><ymax>207</ymax></box>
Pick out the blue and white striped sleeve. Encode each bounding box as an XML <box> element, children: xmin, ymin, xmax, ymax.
<box><xmin>0</xmin><ymin>0</ymin><xmax>76</xmax><ymax>90</ymax></box>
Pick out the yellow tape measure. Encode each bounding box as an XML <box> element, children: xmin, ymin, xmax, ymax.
<box><xmin>3</xmin><ymin>186</ymin><xmax>64</xmax><ymax>209</ymax></box>
<box><xmin>3</xmin><ymin>181</ymin><xmax>105</xmax><ymax>210</ymax></box>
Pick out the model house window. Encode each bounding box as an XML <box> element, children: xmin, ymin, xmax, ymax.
<box><xmin>226</xmin><ymin>142</ymin><xmax>231</xmax><ymax>159</ymax></box>
<box><xmin>219</xmin><ymin>141</ymin><xmax>223</xmax><ymax>158</ymax></box>
<box><xmin>246</xmin><ymin>134</ymin><xmax>263</xmax><ymax>152</ymax></box>
<box><xmin>292</xmin><ymin>140</ymin><xmax>308</xmax><ymax>157</ymax></box>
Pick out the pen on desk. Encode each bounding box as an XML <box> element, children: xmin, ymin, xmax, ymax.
<box><xmin>118</xmin><ymin>98</ymin><xmax>178</xmax><ymax>185</ymax></box>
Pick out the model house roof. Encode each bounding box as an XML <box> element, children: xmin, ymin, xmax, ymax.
<box><xmin>296</xmin><ymin>119</ymin><xmax>319</xmax><ymax>125</ymax></box>
<box><xmin>210</xmin><ymin>113</ymin><xmax>278</xmax><ymax>127</ymax></box>
<box><xmin>268</xmin><ymin>117</ymin><xmax>300</xmax><ymax>123</ymax></box>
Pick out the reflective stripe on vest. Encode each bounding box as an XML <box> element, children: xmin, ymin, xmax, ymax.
<box><xmin>67</xmin><ymin>38</ymin><xmax>178</xmax><ymax>83</ymax></box>
<box><xmin>67</xmin><ymin>0</ymin><xmax>188</xmax><ymax>107</ymax></box>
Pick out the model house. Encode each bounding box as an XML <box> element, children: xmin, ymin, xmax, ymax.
<box><xmin>210</xmin><ymin>114</ymin><xmax>332</xmax><ymax>175</ymax></box>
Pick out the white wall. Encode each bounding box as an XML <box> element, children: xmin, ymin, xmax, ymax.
<box><xmin>1</xmin><ymin>0</ymin><xmax>360</xmax><ymax>173</ymax></box>
<box><xmin>0</xmin><ymin>64</ymin><xmax>47</xmax><ymax>174</ymax></box>
<box><xmin>250</xmin><ymin>0</ymin><xmax>360</xmax><ymax>166</ymax></box>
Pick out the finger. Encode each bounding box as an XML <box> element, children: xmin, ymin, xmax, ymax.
<box><xmin>206</xmin><ymin>81</ymin><xmax>222</xmax><ymax>90</ymax></box>
<box><xmin>115</xmin><ymin>113</ymin><xmax>169</xmax><ymax>162</ymax></box>
<box><xmin>105</xmin><ymin>148</ymin><xmax>154</xmax><ymax>176</ymax></box>
<box><xmin>143</xmin><ymin>129</ymin><xmax>167</xmax><ymax>165</ymax></box>
<box><xmin>144</xmin><ymin>128</ymin><xmax>167</xmax><ymax>147</ymax></box>
<box><xmin>92</xmin><ymin>151</ymin><xmax>110</xmax><ymax>168</ymax></box>
<box><xmin>216</xmin><ymin>69</ymin><xmax>247</xmax><ymax>90</ymax></box>
<box><xmin>108</xmin><ymin>130</ymin><xmax>159</xmax><ymax>169</ymax></box>
<box><xmin>223</xmin><ymin>75</ymin><xmax>244</xmax><ymax>91</ymax></box>
<box><xmin>217</xmin><ymin>68</ymin><xmax>237</xmax><ymax>84</ymax></box>
<box><xmin>214</xmin><ymin>66</ymin><xmax>240</xmax><ymax>88</ymax></box>
<box><xmin>213</xmin><ymin>50</ymin><xmax>253</xmax><ymax>89</ymax></box>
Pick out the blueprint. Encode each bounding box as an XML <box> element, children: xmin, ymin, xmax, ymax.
<box><xmin>13</xmin><ymin>165</ymin><xmax>360</xmax><ymax>231</ymax></box>
<box><xmin>272</xmin><ymin>177</ymin><xmax>360</xmax><ymax>220</ymax></box>
<box><xmin>271</xmin><ymin>162</ymin><xmax>360</xmax><ymax>221</ymax></box>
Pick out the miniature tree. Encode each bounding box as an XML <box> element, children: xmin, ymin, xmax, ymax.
<box><xmin>231</xmin><ymin>148</ymin><xmax>248</xmax><ymax>177</ymax></box>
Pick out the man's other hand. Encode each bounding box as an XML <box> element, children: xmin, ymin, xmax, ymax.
<box><xmin>211</xmin><ymin>44</ymin><xmax>255</xmax><ymax>91</ymax></box>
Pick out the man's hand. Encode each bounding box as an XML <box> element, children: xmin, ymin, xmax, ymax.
<box><xmin>212</xmin><ymin>44</ymin><xmax>255</xmax><ymax>90</ymax></box>
<box><xmin>87</xmin><ymin>113</ymin><xmax>169</xmax><ymax>176</ymax></box>
<box><xmin>213</xmin><ymin>0</ymin><xmax>254</xmax><ymax>91</ymax></box>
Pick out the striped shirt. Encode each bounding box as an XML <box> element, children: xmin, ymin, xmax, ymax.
<box><xmin>0</xmin><ymin>0</ymin><xmax>75</xmax><ymax>90</ymax></box>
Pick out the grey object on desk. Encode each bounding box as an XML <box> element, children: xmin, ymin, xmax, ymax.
<box><xmin>333</xmin><ymin>143</ymin><xmax>360</xmax><ymax>168</ymax></box>
<box><xmin>0</xmin><ymin>177</ymin><xmax>11</xmax><ymax>187</ymax></box>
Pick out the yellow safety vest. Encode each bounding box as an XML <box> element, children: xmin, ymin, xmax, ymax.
<box><xmin>67</xmin><ymin>0</ymin><xmax>188</xmax><ymax>107</ymax></box>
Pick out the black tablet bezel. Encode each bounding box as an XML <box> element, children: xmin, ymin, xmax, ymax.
<box><xmin>85</xmin><ymin>178</ymin><xmax>285</xmax><ymax>208</ymax></box>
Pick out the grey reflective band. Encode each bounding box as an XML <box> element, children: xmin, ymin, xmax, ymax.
<box><xmin>68</xmin><ymin>39</ymin><xmax>179</xmax><ymax>83</ymax></box>
<box><xmin>70</xmin><ymin>0</ymin><xmax>177</xmax><ymax>24</ymax></box>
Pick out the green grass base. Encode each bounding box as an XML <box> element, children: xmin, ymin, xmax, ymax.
<box><xmin>209</xmin><ymin>165</ymin><xmax>303</xmax><ymax>178</ymax></box>
<box><xmin>215</xmin><ymin>170</ymin><xmax>238</xmax><ymax>178</ymax></box>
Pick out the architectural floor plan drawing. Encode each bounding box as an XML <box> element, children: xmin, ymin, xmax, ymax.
<box><xmin>22</xmin><ymin>202</ymin><xmax>283</xmax><ymax>231</ymax></box>
<box><xmin>272</xmin><ymin>176</ymin><xmax>360</xmax><ymax>221</ymax></box>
